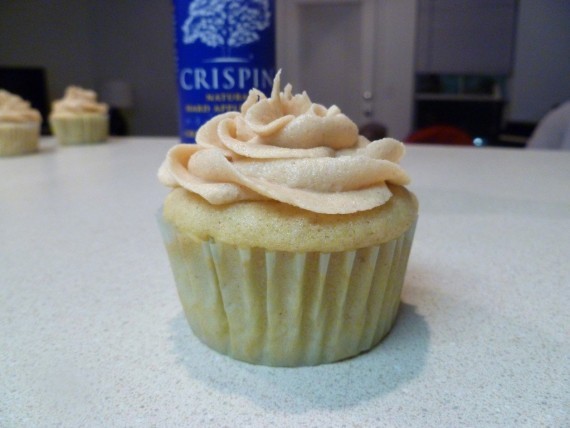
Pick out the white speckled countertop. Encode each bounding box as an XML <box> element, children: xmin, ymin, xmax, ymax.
<box><xmin>1</xmin><ymin>138</ymin><xmax>569</xmax><ymax>427</ymax></box>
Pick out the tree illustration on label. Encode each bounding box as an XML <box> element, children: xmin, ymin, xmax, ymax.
<box><xmin>182</xmin><ymin>0</ymin><xmax>271</xmax><ymax>59</ymax></box>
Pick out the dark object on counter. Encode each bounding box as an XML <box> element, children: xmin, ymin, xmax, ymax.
<box><xmin>109</xmin><ymin>107</ymin><xmax>129</xmax><ymax>136</ymax></box>
<box><xmin>359</xmin><ymin>122</ymin><xmax>387</xmax><ymax>141</ymax></box>
<box><xmin>497</xmin><ymin>121</ymin><xmax>536</xmax><ymax>148</ymax></box>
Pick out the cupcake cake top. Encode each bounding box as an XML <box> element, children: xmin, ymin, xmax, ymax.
<box><xmin>0</xmin><ymin>90</ymin><xmax>42</xmax><ymax>123</ymax></box>
<box><xmin>51</xmin><ymin>86</ymin><xmax>108</xmax><ymax>117</ymax></box>
<box><xmin>159</xmin><ymin>71</ymin><xmax>411</xmax><ymax>214</ymax></box>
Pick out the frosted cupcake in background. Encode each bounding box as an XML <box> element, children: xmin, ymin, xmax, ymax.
<box><xmin>158</xmin><ymin>71</ymin><xmax>418</xmax><ymax>367</ymax></box>
<box><xmin>49</xmin><ymin>86</ymin><xmax>108</xmax><ymax>145</ymax></box>
<box><xmin>0</xmin><ymin>90</ymin><xmax>41</xmax><ymax>156</ymax></box>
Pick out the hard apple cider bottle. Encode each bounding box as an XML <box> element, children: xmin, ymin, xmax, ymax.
<box><xmin>172</xmin><ymin>0</ymin><xmax>276</xmax><ymax>143</ymax></box>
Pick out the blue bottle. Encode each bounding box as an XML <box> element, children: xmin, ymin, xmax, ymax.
<box><xmin>172</xmin><ymin>0</ymin><xmax>276</xmax><ymax>143</ymax></box>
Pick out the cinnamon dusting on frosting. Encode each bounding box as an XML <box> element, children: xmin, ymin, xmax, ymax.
<box><xmin>50</xmin><ymin>86</ymin><xmax>108</xmax><ymax>117</ymax></box>
<box><xmin>0</xmin><ymin>90</ymin><xmax>41</xmax><ymax>123</ymax></box>
<box><xmin>159</xmin><ymin>71</ymin><xmax>410</xmax><ymax>214</ymax></box>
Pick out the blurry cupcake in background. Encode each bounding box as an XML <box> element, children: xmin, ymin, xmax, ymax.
<box><xmin>49</xmin><ymin>86</ymin><xmax>108</xmax><ymax>145</ymax></box>
<box><xmin>0</xmin><ymin>89</ymin><xmax>41</xmax><ymax>156</ymax></box>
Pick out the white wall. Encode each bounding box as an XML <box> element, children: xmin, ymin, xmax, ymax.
<box><xmin>0</xmin><ymin>2</ymin><xmax>97</xmax><ymax>99</ymax></box>
<box><xmin>0</xmin><ymin>1</ymin><xmax>178</xmax><ymax>136</ymax></box>
<box><xmin>509</xmin><ymin>0</ymin><xmax>570</xmax><ymax>122</ymax></box>
<box><xmin>89</xmin><ymin>1</ymin><xmax>178</xmax><ymax>136</ymax></box>
<box><xmin>277</xmin><ymin>0</ymin><xmax>416</xmax><ymax>140</ymax></box>
<box><xmin>1</xmin><ymin>0</ymin><xmax>568</xmax><ymax>134</ymax></box>
<box><xmin>375</xmin><ymin>0</ymin><xmax>417</xmax><ymax>139</ymax></box>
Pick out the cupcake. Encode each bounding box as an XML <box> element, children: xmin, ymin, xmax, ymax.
<box><xmin>49</xmin><ymin>86</ymin><xmax>108</xmax><ymax>145</ymax></box>
<box><xmin>0</xmin><ymin>90</ymin><xmax>41</xmax><ymax>156</ymax></box>
<box><xmin>158</xmin><ymin>71</ymin><xmax>418</xmax><ymax>366</ymax></box>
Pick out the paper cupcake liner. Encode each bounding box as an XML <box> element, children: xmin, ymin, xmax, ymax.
<box><xmin>0</xmin><ymin>123</ymin><xmax>39</xmax><ymax>156</ymax></box>
<box><xmin>158</xmin><ymin>212</ymin><xmax>417</xmax><ymax>367</ymax></box>
<box><xmin>50</xmin><ymin>115</ymin><xmax>108</xmax><ymax>145</ymax></box>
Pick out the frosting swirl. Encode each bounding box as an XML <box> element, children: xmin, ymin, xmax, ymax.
<box><xmin>50</xmin><ymin>86</ymin><xmax>108</xmax><ymax>117</ymax></box>
<box><xmin>159</xmin><ymin>71</ymin><xmax>410</xmax><ymax>214</ymax></box>
<box><xmin>0</xmin><ymin>90</ymin><xmax>41</xmax><ymax>123</ymax></box>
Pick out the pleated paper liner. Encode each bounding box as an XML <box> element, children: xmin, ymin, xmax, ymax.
<box><xmin>158</xmin><ymin>212</ymin><xmax>416</xmax><ymax>367</ymax></box>
<box><xmin>50</xmin><ymin>114</ymin><xmax>108</xmax><ymax>145</ymax></box>
<box><xmin>0</xmin><ymin>123</ymin><xmax>39</xmax><ymax>156</ymax></box>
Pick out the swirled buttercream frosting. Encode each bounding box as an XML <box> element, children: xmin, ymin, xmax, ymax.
<box><xmin>50</xmin><ymin>86</ymin><xmax>108</xmax><ymax>117</ymax></box>
<box><xmin>159</xmin><ymin>71</ymin><xmax>410</xmax><ymax>214</ymax></box>
<box><xmin>0</xmin><ymin>90</ymin><xmax>41</xmax><ymax>123</ymax></box>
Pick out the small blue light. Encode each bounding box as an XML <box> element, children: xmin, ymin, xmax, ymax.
<box><xmin>473</xmin><ymin>137</ymin><xmax>485</xmax><ymax>147</ymax></box>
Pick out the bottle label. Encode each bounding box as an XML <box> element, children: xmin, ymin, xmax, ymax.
<box><xmin>173</xmin><ymin>0</ymin><xmax>276</xmax><ymax>143</ymax></box>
